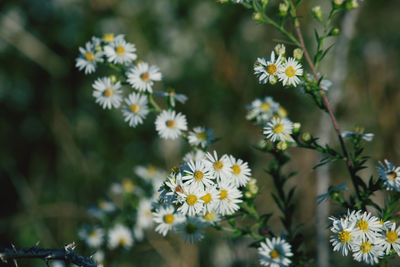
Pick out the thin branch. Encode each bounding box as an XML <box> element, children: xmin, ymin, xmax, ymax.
<box><xmin>0</xmin><ymin>243</ymin><xmax>97</xmax><ymax>267</ymax></box>
<box><xmin>294</xmin><ymin>22</ymin><xmax>362</xmax><ymax>204</ymax></box>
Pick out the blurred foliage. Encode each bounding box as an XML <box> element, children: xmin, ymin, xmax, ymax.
<box><xmin>0</xmin><ymin>0</ymin><xmax>399</xmax><ymax>266</ymax></box>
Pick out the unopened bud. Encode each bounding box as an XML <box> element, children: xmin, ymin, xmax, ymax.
<box><xmin>110</xmin><ymin>75</ymin><xmax>118</xmax><ymax>83</ymax></box>
<box><xmin>312</xmin><ymin>6</ymin><xmax>323</xmax><ymax>22</ymax></box>
<box><xmin>293</xmin><ymin>48</ymin><xmax>303</xmax><ymax>61</ymax></box>
<box><xmin>277</xmin><ymin>141</ymin><xmax>288</xmax><ymax>151</ymax></box>
<box><xmin>269</xmin><ymin>75</ymin><xmax>278</xmax><ymax>85</ymax></box>
<box><xmin>279</xmin><ymin>3</ymin><xmax>289</xmax><ymax>16</ymax></box>
<box><xmin>330</xmin><ymin>27</ymin><xmax>340</xmax><ymax>36</ymax></box>
<box><xmin>333</xmin><ymin>0</ymin><xmax>344</xmax><ymax>6</ymax></box>
<box><xmin>346</xmin><ymin>0</ymin><xmax>359</xmax><ymax>9</ymax></box>
<box><xmin>293</xmin><ymin>122</ymin><xmax>301</xmax><ymax>133</ymax></box>
<box><xmin>253</xmin><ymin>12</ymin><xmax>263</xmax><ymax>22</ymax></box>
<box><xmin>302</xmin><ymin>132</ymin><xmax>312</xmax><ymax>142</ymax></box>
<box><xmin>274</xmin><ymin>44</ymin><xmax>286</xmax><ymax>56</ymax></box>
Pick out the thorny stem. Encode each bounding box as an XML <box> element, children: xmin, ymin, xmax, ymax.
<box><xmin>294</xmin><ymin>21</ymin><xmax>363</xmax><ymax>205</ymax></box>
<box><xmin>0</xmin><ymin>243</ymin><xmax>97</xmax><ymax>267</ymax></box>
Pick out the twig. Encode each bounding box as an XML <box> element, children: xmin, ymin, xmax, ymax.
<box><xmin>0</xmin><ymin>243</ymin><xmax>97</xmax><ymax>267</ymax></box>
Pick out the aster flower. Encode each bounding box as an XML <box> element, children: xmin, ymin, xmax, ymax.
<box><xmin>204</xmin><ymin>151</ymin><xmax>232</xmax><ymax>182</ymax></box>
<box><xmin>183</xmin><ymin>150</ymin><xmax>206</xmax><ymax>162</ymax></box>
<box><xmin>78</xmin><ymin>227</ymin><xmax>104</xmax><ymax>248</ymax></box>
<box><xmin>254</xmin><ymin>52</ymin><xmax>283</xmax><ymax>84</ymax></box>
<box><xmin>92</xmin><ymin>77</ymin><xmax>123</xmax><ymax>109</ymax></box>
<box><xmin>246</xmin><ymin>97</ymin><xmax>280</xmax><ymax>124</ymax></box>
<box><xmin>376</xmin><ymin>222</ymin><xmax>400</xmax><ymax>256</ymax></box>
<box><xmin>377</xmin><ymin>159</ymin><xmax>400</xmax><ymax>191</ymax></box>
<box><xmin>329</xmin><ymin>215</ymin><xmax>357</xmax><ymax>256</ymax></box>
<box><xmin>353</xmin><ymin>211</ymin><xmax>382</xmax><ymax>241</ymax></box>
<box><xmin>278</xmin><ymin>57</ymin><xmax>303</xmax><ymax>86</ymax></box>
<box><xmin>153</xmin><ymin>205</ymin><xmax>186</xmax><ymax>236</ymax></box>
<box><xmin>187</xmin><ymin>126</ymin><xmax>216</xmax><ymax>149</ymax></box>
<box><xmin>215</xmin><ymin>180</ymin><xmax>242</xmax><ymax>216</ymax></box>
<box><xmin>134</xmin><ymin>199</ymin><xmax>154</xmax><ymax>241</ymax></box>
<box><xmin>176</xmin><ymin>184</ymin><xmax>205</xmax><ymax>216</ymax></box>
<box><xmin>258</xmin><ymin>237</ymin><xmax>293</xmax><ymax>267</ymax></box>
<box><xmin>76</xmin><ymin>41</ymin><xmax>103</xmax><ymax>74</ymax></box>
<box><xmin>201</xmin><ymin>211</ymin><xmax>221</xmax><ymax>224</ymax></box>
<box><xmin>352</xmin><ymin>239</ymin><xmax>383</xmax><ymax>265</ymax></box>
<box><xmin>155</xmin><ymin>110</ymin><xmax>188</xmax><ymax>139</ymax></box>
<box><xmin>199</xmin><ymin>185</ymin><xmax>219</xmax><ymax>213</ymax></box>
<box><xmin>122</xmin><ymin>93</ymin><xmax>149</xmax><ymax>127</ymax></box>
<box><xmin>263</xmin><ymin>117</ymin><xmax>294</xmax><ymax>142</ymax></box>
<box><xmin>126</xmin><ymin>62</ymin><xmax>162</xmax><ymax>93</ymax></box>
<box><xmin>227</xmin><ymin>155</ymin><xmax>251</xmax><ymax>187</ymax></box>
<box><xmin>182</xmin><ymin>160</ymin><xmax>214</xmax><ymax>189</ymax></box>
<box><xmin>102</xmin><ymin>33</ymin><xmax>124</xmax><ymax>43</ymax></box>
<box><xmin>176</xmin><ymin>217</ymin><xmax>206</xmax><ymax>243</ymax></box>
<box><xmin>104</xmin><ymin>38</ymin><xmax>137</xmax><ymax>65</ymax></box>
<box><xmin>107</xmin><ymin>224</ymin><xmax>133</xmax><ymax>249</ymax></box>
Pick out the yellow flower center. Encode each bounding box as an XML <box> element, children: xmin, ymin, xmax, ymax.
<box><xmin>130</xmin><ymin>104</ymin><xmax>140</xmax><ymax>113</ymax></box>
<box><xmin>386</xmin><ymin>231</ymin><xmax>399</xmax><ymax>243</ymax></box>
<box><xmin>214</xmin><ymin>161</ymin><xmax>223</xmax><ymax>171</ymax></box>
<box><xmin>279</xmin><ymin>107</ymin><xmax>288</xmax><ymax>117</ymax></box>
<box><xmin>387</xmin><ymin>171</ymin><xmax>397</xmax><ymax>181</ymax></box>
<box><xmin>194</xmin><ymin>171</ymin><xmax>204</xmax><ymax>181</ymax></box>
<box><xmin>98</xmin><ymin>201</ymin><xmax>107</xmax><ymax>209</ymax></box>
<box><xmin>201</xmin><ymin>193</ymin><xmax>212</xmax><ymax>204</ymax></box>
<box><xmin>163</xmin><ymin>214</ymin><xmax>175</xmax><ymax>224</ymax></box>
<box><xmin>85</xmin><ymin>52</ymin><xmax>95</xmax><ymax>61</ymax></box>
<box><xmin>219</xmin><ymin>189</ymin><xmax>228</xmax><ymax>200</ymax></box>
<box><xmin>140</xmin><ymin>72</ymin><xmax>150</xmax><ymax>82</ymax></box>
<box><xmin>186</xmin><ymin>194</ymin><xmax>197</xmax><ymax>206</ymax></box>
<box><xmin>89</xmin><ymin>230</ymin><xmax>98</xmax><ymax>239</ymax></box>
<box><xmin>357</xmin><ymin>219</ymin><xmax>369</xmax><ymax>232</ymax></box>
<box><xmin>103</xmin><ymin>33</ymin><xmax>114</xmax><ymax>42</ymax></box>
<box><xmin>261</xmin><ymin>102</ymin><xmax>271</xmax><ymax>111</ymax></box>
<box><xmin>269</xmin><ymin>249</ymin><xmax>280</xmax><ymax>259</ymax></box>
<box><xmin>204</xmin><ymin>212</ymin><xmax>215</xmax><ymax>221</ymax></box>
<box><xmin>232</xmin><ymin>164</ymin><xmax>241</xmax><ymax>175</ymax></box>
<box><xmin>104</xmin><ymin>89</ymin><xmax>113</xmax><ymax>97</ymax></box>
<box><xmin>185</xmin><ymin>223</ymin><xmax>197</xmax><ymax>234</ymax></box>
<box><xmin>196</xmin><ymin>132</ymin><xmax>207</xmax><ymax>141</ymax></box>
<box><xmin>116</xmin><ymin>45</ymin><xmax>125</xmax><ymax>55</ymax></box>
<box><xmin>266</xmin><ymin>64</ymin><xmax>277</xmax><ymax>75</ymax></box>
<box><xmin>285</xmin><ymin>66</ymin><xmax>296</xmax><ymax>77</ymax></box>
<box><xmin>122</xmin><ymin>180</ymin><xmax>134</xmax><ymax>193</ymax></box>
<box><xmin>273</xmin><ymin>123</ymin><xmax>284</xmax><ymax>134</ymax></box>
<box><xmin>338</xmin><ymin>231</ymin><xmax>351</xmax><ymax>243</ymax></box>
<box><xmin>360</xmin><ymin>241</ymin><xmax>371</xmax><ymax>253</ymax></box>
<box><xmin>119</xmin><ymin>237</ymin><xmax>128</xmax><ymax>246</ymax></box>
<box><xmin>166</xmin><ymin>120</ymin><xmax>175</xmax><ymax>128</ymax></box>
<box><xmin>147</xmin><ymin>165</ymin><xmax>157</xmax><ymax>176</ymax></box>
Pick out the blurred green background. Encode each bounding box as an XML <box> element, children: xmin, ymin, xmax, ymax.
<box><xmin>0</xmin><ymin>0</ymin><xmax>400</xmax><ymax>266</ymax></box>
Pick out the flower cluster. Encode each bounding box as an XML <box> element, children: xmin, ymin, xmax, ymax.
<box><xmin>153</xmin><ymin>150</ymin><xmax>252</xmax><ymax>243</ymax></box>
<box><xmin>254</xmin><ymin>44</ymin><xmax>304</xmax><ymax>87</ymax></box>
<box><xmin>247</xmin><ymin>96</ymin><xmax>298</xmax><ymax>145</ymax></box>
<box><xmin>330</xmin><ymin>210</ymin><xmax>400</xmax><ymax>265</ymax></box>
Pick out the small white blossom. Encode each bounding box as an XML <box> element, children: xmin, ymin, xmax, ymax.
<box><xmin>126</xmin><ymin>62</ymin><xmax>162</xmax><ymax>93</ymax></box>
<box><xmin>155</xmin><ymin>110</ymin><xmax>188</xmax><ymax>139</ymax></box>
<box><xmin>92</xmin><ymin>77</ymin><xmax>123</xmax><ymax>109</ymax></box>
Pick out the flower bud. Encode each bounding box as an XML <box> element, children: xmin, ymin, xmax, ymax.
<box><xmin>329</xmin><ymin>27</ymin><xmax>340</xmax><ymax>36</ymax></box>
<box><xmin>110</xmin><ymin>75</ymin><xmax>118</xmax><ymax>83</ymax></box>
<box><xmin>302</xmin><ymin>132</ymin><xmax>312</xmax><ymax>142</ymax></box>
<box><xmin>293</xmin><ymin>48</ymin><xmax>303</xmax><ymax>61</ymax></box>
<box><xmin>253</xmin><ymin>12</ymin><xmax>263</xmax><ymax>22</ymax></box>
<box><xmin>346</xmin><ymin>0</ymin><xmax>358</xmax><ymax>9</ymax></box>
<box><xmin>293</xmin><ymin>122</ymin><xmax>301</xmax><ymax>133</ymax></box>
<box><xmin>261</xmin><ymin>0</ymin><xmax>269</xmax><ymax>7</ymax></box>
<box><xmin>312</xmin><ymin>6</ymin><xmax>323</xmax><ymax>23</ymax></box>
<box><xmin>277</xmin><ymin>141</ymin><xmax>288</xmax><ymax>151</ymax></box>
<box><xmin>279</xmin><ymin>3</ymin><xmax>289</xmax><ymax>16</ymax></box>
<box><xmin>333</xmin><ymin>0</ymin><xmax>344</xmax><ymax>6</ymax></box>
<box><xmin>274</xmin><ymin>44</ymin><xmax>286</xmax><ymax>56</ymax></box>
<box><xmin>269</xmin><ymin>75</ymin><xmax>278</xmax><ymax>85</ymax></box>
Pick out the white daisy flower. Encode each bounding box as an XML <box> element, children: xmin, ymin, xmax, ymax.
<box><xmin>227</xmin><ymin>156</ymin><xmax>251</xmax><ymax>187</ymax></box>
<box><xmin>353</xmin><ymin>211</ymin><xmax>382</xmax><ymax>241</ymax></box>
<box><xmin>78</xmin><ymin>227</ymin><xmax>104</xmax><ymax>248</ymax></box>
<box><xmin>134</xmin><ymin>199</ymin><xmax>154</xmax><ymax>241</ymax></box>
<box><xmin>204</xmin><ymin>151</ymin><xmax>232</xmax><ymax>182</ymax></box>
<box><xmin>246</xmin><ymin>97</ymin><xmax>279</xmax><ymax>124</ymax></box>
<box><xmin>254</xmin><ymin>52</ymin><xmax>283</xmax><ymax>84</ymax></box>
<box><xmin>176</xmin><ymin>184</ymin><xmax>205</xmax><ymax>216</ymax></box>
<box><xmin>199</xmin><ymin>185</ymin><xmax>219</xmax><ymax>213</ymax></box>
<box><xmin>153</xmin><ymin>205</ymin><xmax>186</xmax><ymax>236</ymax></box>
<box><xmin>76</xmin><ymin>41</ymin><xmax>103</xmax><ymax>74</ymax></box>
<box><xmin>329</xmin><ymin>215</ymin><xmax>357</xmax><ymax>256</ymax></box>
<box><xmin>263</xmin><ymin>117</ymin><xmax>294</xmax><ymax>142</ymax></box>
<box><xmin>176</xmin><ymin>217</ymin><xmax>206</xmax><ymax>243</ymax></box>
<box><xmin>107</xmin><ymin>224</ymin><xmax>133</xmax><ymax>249</ymax></box>
<box><xmin>376</xmin><ymin>222</ymin><xmax>400</xmax><ymax>256</ymax></box>
<box><xmin>122</xmin><ymin>93</ymin><xmax>149</xmax><ymax>127</ymax></box>
<box><xmin>126</xmin><ymin>62</ymin><xmax>162</xmax><ymax>93</ymax></box>
<box><xmin>155</xmin><ymin>110</ymin><xmax>188</xmax><ymax>139</ymax></box>
<box><xmin>187</xmin><ymin>126</ymin><xmax>216</xmax><ymax>149</ymax></box>
<box><xmin>352</xmin><ymin>239</ymin><xmax>383</xmax><ymax>265</ymax></box>
<box><xmin>102</xmin><ymin>33</ymin><xmax>124</xmax><ymax>43</ymax></box>
<box><xmin>183</xmin><ymin>150</ymin><xmax>206</xmax><ymax>162</ymax></box>
<box><xmin>377</xmin><ymin>159</ymin><xmax>400</xmax><ymax>191</ymax></box>
<box><xmin>104</xmin><ymin>38</ymin><xmax>137</xmax><ymax>65</ymax></box>
<box><xmin>92</xmin><ymin>77</ymin><xmax>123</xmax><ymax>109</ymax></box>
<box><xmin>258</xmin><ymin>237</ymin><xmax>293</xmax><ymax>267</ymax></box>
<box><xmin>182</xmin><ymin>160</ymin><xmax>214</xmax><ymax>189</ymax></box>
<box><xmin>278</xmin><ymin>57</ymin><xmax>303</xmax><ymax>86</ymax></box>
<box><xmin>215</xmin><ymin>180</ymin><xmax>242</xmax><ymax>216</ymax></box>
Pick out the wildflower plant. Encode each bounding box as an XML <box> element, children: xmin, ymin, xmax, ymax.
<box><xmin>66</xmin><ymin>1</ymin><xmax>400</xmax><ymax>266</ymax></box>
